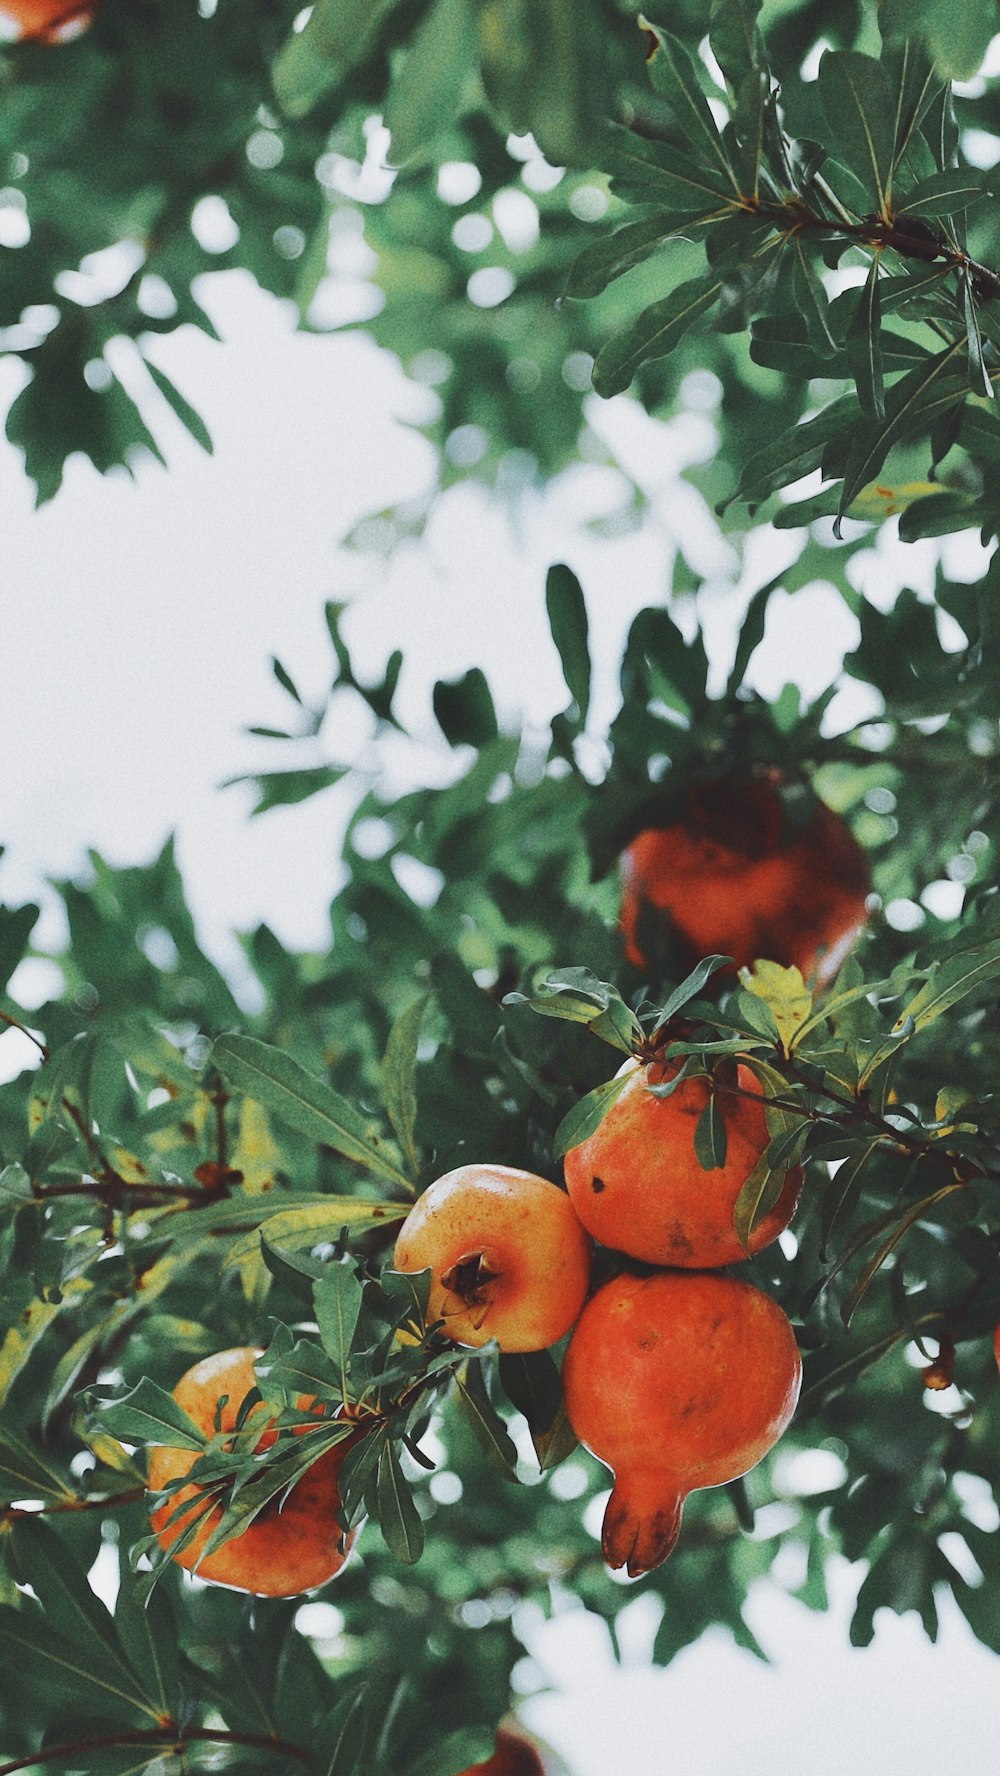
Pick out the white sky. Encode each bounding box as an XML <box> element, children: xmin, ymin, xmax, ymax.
<box><xmin>1</xmin><ymin>271</ymin><xmax>997</xmax><ymax>1773</ymax></box>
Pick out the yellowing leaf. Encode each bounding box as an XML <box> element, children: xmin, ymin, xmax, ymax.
<box><xmin>739</xmin><ymin>960</ymin><xmax>813</xmax><ymax>1053</ymax></box>
<box><xmin>231</xmin><ymin>1098</ymin><xmax>282</xmax><ymax>1196</ymax></box>
<box><xmin>850</xmin><ymin>479</ymin><xmax>943</xmax><ymax>521</ymax></box>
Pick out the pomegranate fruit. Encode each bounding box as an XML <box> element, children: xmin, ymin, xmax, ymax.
<box><xmin>0</xmin><ymin>0</ymin><xmax>93</xmax><ymax>39</ymax></box>
<box><xmin>564</xmin><ymin>1055</ymin><xmax>801</xmax><ymax>1268</ymax></box>
<box><xmin>562</xmin><ymin>1270</ymin><xmax>802</xmax><ymax>1575</ymax></box>
<box><xmin>394</xmin><ymin>1164</ymin><xmax>591</xmax><ymax>1351</ymax></box>
<box><xmin>147</xmin><ymin>1346</ymin><xmax>355</xmax><ymax>1596</ymax></box>
<box><xmin>455</xmin><ymin>1723</ymin><xmax>548</xmax><ymax>1775</ymax></box>
<box><xmin>620</xmin><ymin>771</ymin><xmax>869</xmax><ymax>985</ymax></box>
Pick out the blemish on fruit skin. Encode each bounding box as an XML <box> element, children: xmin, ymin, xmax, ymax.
<box><xmin>591</xmin><ymin>1175</ymin><xmax>606</xmax><ymax>1194</ymax></box>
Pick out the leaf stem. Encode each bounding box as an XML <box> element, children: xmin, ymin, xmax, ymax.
<box><xmin>0</xmin><ymin>1726</ymin><xmax>314</xmax><ymax>1774</ymax></box>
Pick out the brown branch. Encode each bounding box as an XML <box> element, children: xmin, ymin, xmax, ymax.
<box><xmin>0</xmin><ymin>1725</ymin><xmax>313</xmax><ymax>1774</ymax></box>
<box><xmin>0</xmin><ymin>1489</ymin><xmax>146</xmax><ymax>1526</ymax></box>
<box><xmin>0</xmin><ymin>1012</ymin><xmax>48</xmax><ymax>1061</ymax></box>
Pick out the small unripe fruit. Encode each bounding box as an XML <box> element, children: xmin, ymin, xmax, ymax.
<box><xmin>147</xmin><ymin>1346</ymin><xmax>355</xmax><ymax>1596</ymax></box>
<box><xmin>563</xmin><ymin>1270</ymin><xmax>802</xmax><ymax>1576</ymax></box>
<box><xmin>393</xmin><ymin>1164</ymin><xmax>591</xmax><ymax>1352</ymax></box>
<box><xmin>564</xmin><ymin>1056</ymin><xmax>801</xmax><ymax>1268</ymax></box>
<box><xmin>620</xmin><ymin>771</ymin><xmax>869</xmax><ymax>985</ymax></box>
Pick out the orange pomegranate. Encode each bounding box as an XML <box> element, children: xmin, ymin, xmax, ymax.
<box><xmin>562</xmin><ymin>1270</ymin><xmax>802</xmax><ymax>1575</ymax></box>
<box><xmin>0</xmin><ymin>0</ymin><xmax>93</xmax><ymax>39</ymax></box>
<box><xmin>564</xmin><ymin>1055</ymin><xmax>801</xmax><ymax>1268</ymax></box>
<box><xmin>620</xmin><ymin>771</ymin><xmax>869</xmax><ymax>984</ymax></box>
<box><xmin>147</xmin><ymin>1346</ymin><xmax>356</xmax><ymax>1596</ymax></box>
<box><xmin>455</xmin><ymin>1723</ymin><xmax>549</xmax><ymax>1775</ymax></box>
<box><xmin>394</xmin><ymin>1164</ymin><xmax>591</xmax><ymax>1351</ymax></box>
<box><xmin>993</xmin><ymin>1323</ymin><xmax>1000</xmax><ymax>1374</ymax></box>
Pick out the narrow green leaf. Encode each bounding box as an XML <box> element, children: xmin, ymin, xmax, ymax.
<box><xmin>819</xmin><ymin>1138</ymin><xmax>886</xmax><ymax>1260</ymax></box>
<box><xmin>732</xmin><ymin>1123</ymin><xmax>807</xmax><ymax>1253</ymax></box>
<box><xmin>0</xmin><ymin>1162</ymin><xmax>32</xmax><ymax>1204</ymax></box>
<box><xmin>694</xmin><ymin>1093</ymin><xmax>727</xmax><ymax>1170</ymax></box>
<box><xmin>0</xmin><ymin>1276</ymin><xmax>94</xmax><ymax>1411</ymax></box>
<box><xmin>384</xmin><ymin>0</ymin><xmax>477</xmax><ymax>166</ymax></box>
<box><xmin>895</xmin><ymin>169</ymin><xmax>993</xmax><ymax>216</ymax></box>
<box><xmin>859</xmin><ymin>940</ymin><xmax>1000</xmax><ymax>1085</ymax></box>
<box><xmin>545</xmin><ymin>564</ymin><xmax>591</xmax><ymax>726</ymax></box>
<box><xmin>142</xmin><ymin>358</ymin><xmax>213</xmax><ymax>454</ymax></box>
<box><xmin>313</xmin><ymin>1266</ymin><xmax>364</xmax><ymax>1384</ymax></box>
<box><xmin>376</xmin><ymin>1441</ymin><xmax>425</xmax><ymax>1563</ymax></box>
<box><xmin>593</xmin><ymin>273</ymin><xmax>723</xmax><ymax>397</ymax></box>
<box><xmin>42</xmin><ymin>1319</ymin><xmax>107</xmax><ymax>1435</ymax></box>
<box><xmin>730</xmin><ymin>394</ymin><xmax>856</xmax><ymax>511</ymax></box>
<box><xmin>91</xmin><ymin>1376</ymin><xmax>206</xmax><ymax>1450</ymax></box>
<box><xmin>837</xmin><ymin>338</ymin><xmax>966</xmax><ymax>526</ymax></box>
<box><xmin>113</xmin><ymin>1561</ymin><xmax>178</xmax><ymax>1725</ymax></box>
<box><xmin>598</xmin><ymin>122</ymin><xmax>737</xmax><ymax>209</ymax></box>
<box><xmin>221</xmin><ymin>1198</ymin><xmax>406</xmax><ymax>1269</ymax></box>
<box><xmin>223</xmin><ymin>763</ymin><xmax>348</xmax><ymax>817</ymax></box>
<box><xmin>708</xmin><ymin>0</ymin><xmax>762</xmax><ymax>89</ymax></box>
<box><xmin>10</xmin><ymin>1518</ymin><xmax>152</xmax><ymax>1712</ymax></box>
<box><xmin>0</xmin><ymin>1602</ymin><xmax>149</xmax><ymax>1723</ymax></box>
<box><xmin>565</xmin><ymin>211</ymin><xmax>715</xmax><ymax>301</ymax></box>
<box><xmin>960</xmin><ymin>271</ymin><xmax>992</xmax><ymax>398</ymax></box>
<box><xmin>818</xmin><ymin>51</ymin><xmax>895</xmax><ymax>211</ymax></box>
<box><xmin>454</xmin><ymin>1363</ymin><xmax>518</xmax><ymax>1477</ymax></box>
<box><xmin>643</xmin><ymin>24</ymin><xmax>739</xmax><ymax>192</ymax></box>
<box><xmin>846</xmin><ymin>261</ymin><xmax>885</xmax><ymax>422</ymax></box>
<box><xmin>212</xmin><ymin>1033</ymin><xmax>414</xmax><ymax>1192</ymax></box>
<box><xmin>884</xmin><ymin>37</ymin><xmax>942</xmax><ymax>178</ymax></box>
<box><xmin>0</xmin><ymin>1426</ymin><xmax>72</xmax><ymax>1504</ymax></box>
<box><xmin>842</xmin><ymin>1183</ymin><xmax>966</xmax><ymax>1326</ymax></box>
<box><xmin>553</xmin><ymin>1071</ymin><xmax>632</xmax><ymax>1160</ymax></box>
<box><xmin>380</xmin><ymin>994</ymin><xmax>428</xmax><ymax>1175</ymax></box>
<box><xmin>498</xmin><ymin>1349</ymin><xmax>561</xmax><ymax>1431</ymax></box>
<box><xmin>319</xmin><ymin>1684</ymin><xmax>369</xmax><ymax>1776</ymax></box>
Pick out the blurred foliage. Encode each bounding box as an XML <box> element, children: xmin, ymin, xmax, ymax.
<box><xmin>4</xmin><ymin>0</ymin><xmax>1000</xmax><ymax>536</ymax></box>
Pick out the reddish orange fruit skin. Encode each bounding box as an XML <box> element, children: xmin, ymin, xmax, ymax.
<box><xmin>147</xmin><ymin>1347</ymin><xmax>355</xmax><ymax>1596</ymax></box>
<box><xmin>564</xmin><ymin>1056</ymin><xmax>801</xmax><ymax>1268</ymax></box>
<box><xmin>562</xmin><ymin>1270</ymin><xmax>802</xmax><ymax>1576</ymax></box>
<box><xmin>393</xmin><ymin>1164</ymin><xmax>591</xmax><ymax>1352</ymax></box>
<box><xmin>993</xmin><ymin>1323</ymin><xmax>1000</xmax><ymax>1375</ymax></box>
<box><xmin>620</xmin><ymin>773</ymin><xmax>869</xmax><ymax>985</ymax></box>
<box><xmin>455</xmin><ymin>1724</ymin><xmax>548</xmax><ymax>1775</ymax></box>
<box><xmin>1</xmin><ymin>0</ymin><xmax>92</xmax><ymax>39</ymax></box>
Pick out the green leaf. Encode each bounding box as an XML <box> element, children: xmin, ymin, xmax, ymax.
<box><xmin>553</xmin><ymin>1072</ymin><xmax>630</xmax><ymax>1160</ymax></box>
<box><xmin>565</xmin><ymin>212</ymin><xmax>708</xmax><ymax>301</ymax></box>
<box><xmin>545</xmin><ymin>564</ymin><xmax>591</xmax><ymax>727</ymax></box>
<box><xmin>212</xmin><ymin>1033</ymin><xmax>414</xmax><ymax>1193</ymax></box>
<box><xmin>273</xmin><ymin>0</ymin><xmax>403</xmax><ymax>118</ymax></box>
<box><xmin>643</xmin><ymin>24</ymin><xmax>739</xmax><ymax>194</ymax></box>
<box><xmin>708</xmin><ymin>0</ymin><xmax>762</xmax><ymax>89</ymax></box>
<box><xmin>313</xmin><ymin>1265</ymin><xmax>365</xmax><ymax>1385</ymax></box>
<box><xmin>454</xmin><ymin>1362</ymin><xmax>519</xmax><ymax>1477</ymax></box>
<box><xmin>142</xmin><ymin>358</ymin><xmax>213</xmax><ymax>454</ymax></box>
<box><xmin>0</xmin><ymin>1426</ymin><xmax>72</xmax><ymax>1505</ymax></box>
<box><xmin>842</xmin><ymin>1182</ymin><xmax>966</xmax><ymax>1326</ymax></box>
<box><xmin>318</xmin><ymin>1684</ymin><xmax>369</xmax><ymax>1776</ymax></box>
<box><xmin>817</xmin><ymin>51</ymin><xmax>895</xmax><ymax>211</ymax></box>
<box><xmin>384</xmin><ymin>0</ymin><xmax>478</xmax><ymax>166</ymax></box>
<box><xmin>0</xmin><ymin>901</ymin><xmax>40</xmax><ymax>987</ymax></box>
<box><xmin>380</xmin><ymin>995</ymin><xmax>429</xmax><ymax>1175</ymax></box>
<box><xmin>221</xmin><ymin>1198</ymin><xmax>407</xmax><ymax>1270</ymax></box>
<box><xmin>730</xmin><ymin>395</ymin><xmax>855</xmax><ymax>512</ymax></box>
<box><xmin>960</xmin><ymin>270</ymin><xmax>992</xmax><ymax>399</ymax></box>
<box><xmin>819</xmin><ymin>1137</ymin><xmax>886</xmax><ymax>1259</ymax></box>
<box><xmin>836</xmin><ymin>338</ymin><xmax>966</xmax><ymax>527</ymax></box>
<box><xmin>223</xmin><ymin>764</ymin><xmax>348</xmax><ymax>817</ymax></box>
<box><xmin>598</xmin><ymin>122</ymin><xmax>736</xmax><ymax>210</ymax></box>
<box><xmin>694</xmin><ymin>1092</ymin><xmax>727</xmax><ymax>1170</ymax></box>
<box><xmin>0</xmin><ymin>1161</ymin><xmax>32</xmax><ymax>1204</ymax></box>
<box><xmin>91</xmin><ymin>1376</ymin><xmax>206</xmax><ymax>1450</ymax></box>
<box><xmin>846</xmin><ymin>261</ymin><xmax>885</xmax><ymax>423</ymax></box>
<box><xmin>895</xmin><ymin>169</ymin><xmax>993</xmax><ymax>217</ymax></box>
<box><xmin>593</xmin><ymin>273</ymin><xmax>724</xmax><ymax>397</ymax></box>
<box><xmin>0</xmin><ymin>1602</ymin><xmax>149</xmax><ymax>1723</ymax></box>
<box><xmin>376</xmin><ymin>1440</ymin><xmax>425</xmax><ymax>1563</ymax></box>
<box><xmin>653</xmin><ymin>956</ymin><xmax>735</xmax><ymax>1026</ymax></box>
<box><xmin>859</xmin><ymin>939</ymin><xmax>1000</xmax><ymax>1085</ymax></box>
<box><xmin>432</xmin><ymin>668</ymin><xmax>499</xmax><ymax>748</ymax></box>
<box><xmin>10</xmin><ymin>1518</ymin><xmax>155</xmax><ymax>1714</ymax></box>
<box><xmin>498</xmin><ymin>1350</ymin><xmax>577</xmax><ymax>1470</ymax></box>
